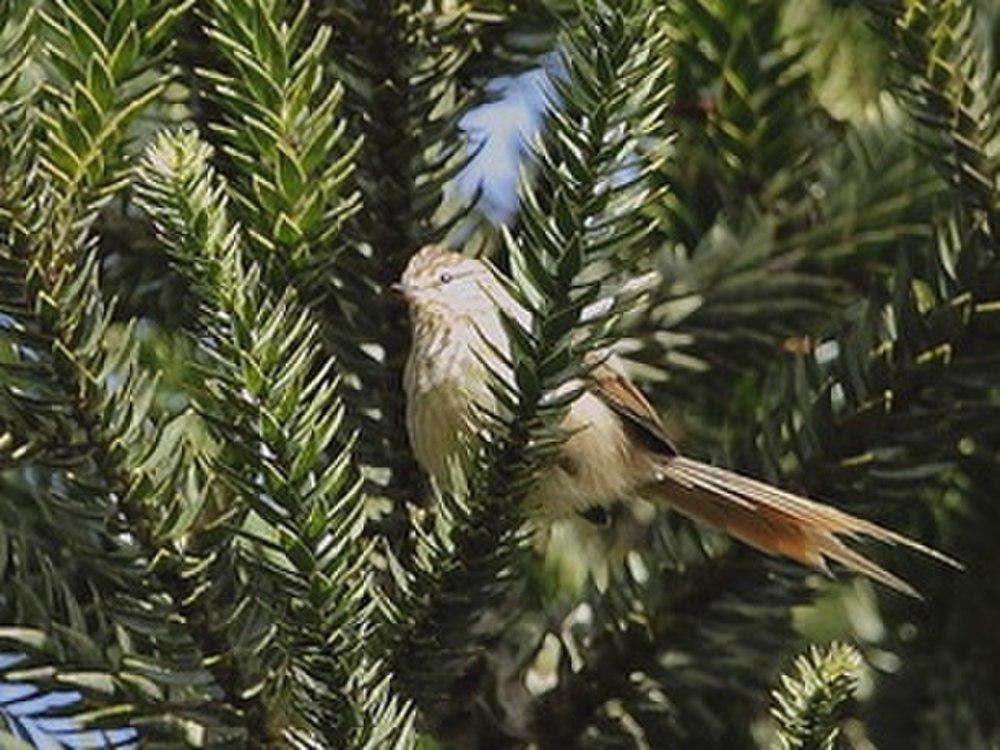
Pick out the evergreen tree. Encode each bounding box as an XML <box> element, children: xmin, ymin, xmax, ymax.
<box><xmin>0</xmin><ymin>0</ymin><xmax>996</xmax><ymax>747</ymax></box>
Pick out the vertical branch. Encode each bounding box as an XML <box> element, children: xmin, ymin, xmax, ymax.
<box><xmin>136</xmin><ymin>129</ymin><xmax>415</xmax><ymax>748</ymax></box>
<box><xmin>321</xmin><ymin>1</ymin><xmax>482</xmax><ymax>531</ymax></box>
<box><xmin>387</xmin><ymin>0</ymin><xmax>672</xmax><ymax>735</ymax></box>
<box><xmin>0</xmin><ymin>0</ymin><xmax>246</xmax><ymax>741</ymax></box>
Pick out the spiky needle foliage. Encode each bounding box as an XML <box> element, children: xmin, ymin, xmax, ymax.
<box><xmin>199</xmin><ymin>0</ymin><xmax>360</xmax><ymax>274</ymax></box>
<box><xmin>771</xmin><ymin>643</ymin><xmax>861</xmax><ymax>750</ymax></box>
<box><xmin>385</xmin><ymin>0</ymin><xmax>672</xmax><ymax>733</ymax></box>
<box><xmin>482</xmin><ymin>2</ymin><xmax>995</xmax><ymax>748</ymax></box>
<box><xmin>135</xmin><ymin>129</ymin><xmax>414</xmax><ymax>747</ymax></box>
<box><xmin>1</xmin><ymin>0</ymin><xmax>998</xmax><ymax>746</ymax></box>
<box><xmin>0</xmin><ymin>0</ymin><xmax>240</xmax><ymax>742</ymax></box>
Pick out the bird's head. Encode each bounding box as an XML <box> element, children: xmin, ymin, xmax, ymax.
<box><xmin>393</xmin><ymin>245</ymin><xmax>507</xmax><ymax>326</ymax></box>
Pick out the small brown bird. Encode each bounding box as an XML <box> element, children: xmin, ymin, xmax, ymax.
<box><xmin>396</xmin><ymin>244</ymin><xmax>959</xmax><ymax>596</ymax></box>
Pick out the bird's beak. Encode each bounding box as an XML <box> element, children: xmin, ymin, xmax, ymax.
<box><xmin>390</xmin><ymin>281</ymin><xmax>415</xmax><ymax>303</ymax></box>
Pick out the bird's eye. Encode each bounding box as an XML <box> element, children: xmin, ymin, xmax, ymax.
<box><xmin>438</xmin><ymin>271</ymin><xmax>453</xmax><ymax>284</ymax></box>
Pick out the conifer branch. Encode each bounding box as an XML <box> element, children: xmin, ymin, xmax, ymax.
<box><xmin>867</xmin><ymin>0</ymin><xmax>999</xmax><ymax>228</ymax></box>
<box><xmin>0</xmin><ymin>0</ymin><xmax>994</xmax><ymax>745</ymax></box>
<box><xmin>0</xmin><ymin>2</ymin><xmax>241</xmax><ymax>741</ymax></box>
<box><xmin>136</xmin><ymin>129</ymin><xmax>415</xmax><ymax>749</ymax></box>
<box><xmin>388</xmin><ymin>0</ymin><xmax>672</xmax><ymax>726</ymax></box>
<box><xmin>630</xmin><ymin>0</ymin><xmax>849</xmax><ymax>429</ymax></box>
<box><xmin>199</xmin><ymin>0</ymin><xmax>361</xmax><ymax>274</ymax></box>
<box><xmin>771</xmin><ymin>643</ymin><xmax>862</xmax><ymax>750</ymax></box>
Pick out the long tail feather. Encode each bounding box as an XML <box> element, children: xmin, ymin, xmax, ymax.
<box><xmin>651</xmin><ymin>456</ymin><xmax>961</xmax><ymax>597</ymax></box>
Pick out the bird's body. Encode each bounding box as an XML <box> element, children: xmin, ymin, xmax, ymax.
<box><xmin>397</xmin><ymin>245</ymin><xmax>959</xmax><ymax>596</ymax></box>
<box><xmin>400</xmin><ymin>246</ymin><xmax>641</xmax><ymax>518</ymax></box>
<box><xmin>401</xmin><ymin>254</ymin><xmax>509</xmax><ymax>489</ymax></box>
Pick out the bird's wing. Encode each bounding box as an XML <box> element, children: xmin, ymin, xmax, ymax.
<box><xmin>587</xmin><ymin>359</ymin><xmax>678</xmax><ymax>457</ymax></box>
